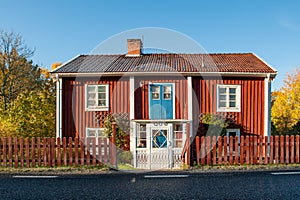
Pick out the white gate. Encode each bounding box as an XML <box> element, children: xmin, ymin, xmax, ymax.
<box><xmin>135</xmin><ymin>123</ymin><xmax>185</xmax><ymax>169</ymax></box>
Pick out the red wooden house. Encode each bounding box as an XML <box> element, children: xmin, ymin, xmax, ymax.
<box><xmin>51</xmin><ymin>39</ymin><xmax>277</xmax><ymax>169</ymax></box>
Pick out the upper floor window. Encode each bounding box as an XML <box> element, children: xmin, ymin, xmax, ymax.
<box><xmin>217</xmin><ymin>84</ymin><xmax>241</xmax><ymax>112</ymax></box>
<box><xmin>85</xmin><ymin>84</ymin><xmax>109</xmax><ymax>111</ymax></box>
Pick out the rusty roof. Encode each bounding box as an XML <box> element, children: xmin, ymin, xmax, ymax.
<box><xmin>52</xmin><ymin>53</ymin><xmax>277</xmax><ymax>74</ymax></box>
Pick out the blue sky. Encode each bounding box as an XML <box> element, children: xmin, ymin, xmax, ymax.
<box><xmin>0</xmin><ymin>0</ymin><xmax>300</xmax><ymax>90</ymax></box>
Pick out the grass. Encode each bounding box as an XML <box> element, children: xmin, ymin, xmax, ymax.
<box><xmin>1</xmin><ymin>163</ymin><xmax>300</xmax><ymax>174</ymax></box>
<box><xmin>191</xmin><ymin>163</ymin><xmax>300</xmax><ymax>172</ymax></box>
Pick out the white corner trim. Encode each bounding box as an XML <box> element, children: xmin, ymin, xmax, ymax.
<box><xmin>130</xmin><ymin>76</ymin><xmax>135</xmax><ymax>120</ymax></box>
<box><xmin>264</xmin><ymin>74</ymin><xmax>271</xmax><ymax>137</ymax></box>
<box><xmin>56</xmin><ymin>77</ymin><xmax>62</xmax><ymax>138</ymax></box>
<box><xmin>187</xmin><ymin>76</ymin><xmax>193</xmax><ymax>121</ymax></box>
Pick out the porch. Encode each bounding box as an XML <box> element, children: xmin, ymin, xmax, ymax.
<box><xmin>131</xmin><ymin>119</ymin><xmax>192</xmax><ymax>169</ymax></box>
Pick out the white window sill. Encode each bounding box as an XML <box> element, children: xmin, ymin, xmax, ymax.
<box><xmin>217</xmin><ymin>107</ymin><xmax>240</xmax><ymax>112</ymax></box>
<box><xmin>86</xmin><ymin>107</ymin><xmax>109</xmax><ymax>112</ymax></box>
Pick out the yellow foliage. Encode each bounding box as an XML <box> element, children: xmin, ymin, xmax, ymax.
<box><xmin>51</xmin><ymin>62</ymin><xmax>62</xmax><ymax>70</ymax></box>
<box><xmin>272</xmin><ymin>68</ymin><xmax>300</xmax><ymax>134</ymax></box>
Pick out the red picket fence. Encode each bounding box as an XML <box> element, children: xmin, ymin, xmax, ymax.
<box><xmin>194</xmin><ymin>135</ymin><xmax>300</xmax><ymax>165</ymax></box>
<box><xmin>0</xmin><ymin>137</ymin><xmax>117</xmax><ymax>168</ymax></box>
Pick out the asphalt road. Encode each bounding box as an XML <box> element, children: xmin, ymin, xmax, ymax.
<box><xmin>0</xmin><ymin>170</ymin><xmax>300</xmax><ymax>199</ymax></box>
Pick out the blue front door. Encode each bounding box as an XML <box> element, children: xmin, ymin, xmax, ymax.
<box><xmin>149</xmin><ymin>83</ymin><xmax>173</xmax><ymax>119</ymax></box>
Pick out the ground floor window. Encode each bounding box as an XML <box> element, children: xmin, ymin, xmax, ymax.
<box><xmin>173</xmin><ymin>124</ymin><xmax>183</xmax><ymax>148</ymax></box>
<box><xmin>136</xmin><ymin>124</ymin><xmax>147</xmax><ymax>148</ymax></box>
<box><xmin>85</xmin><ymin>128</ymin><xmax>107</xmax><ymax>154</ymax></box>
<box><xmin>226</xmin><ymin>129</ymin><xmax>240</xmax><ymax>155</ymax></box>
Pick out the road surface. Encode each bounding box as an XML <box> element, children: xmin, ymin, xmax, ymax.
<box><xmin>0</xmin><ymin>170</ymin><xmax>299</xmax><ymax>199</ymax></box>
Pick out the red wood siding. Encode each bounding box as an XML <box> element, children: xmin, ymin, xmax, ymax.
<box><xmin>192</xmin><ymin>77</ymin><xmax>265</xmax><ymax>136</ymax></box>
<box><xmin>62</xmin><ymin>77</ymin><xmax>130</xmax><ymax>138</ymax></box>
<box><xmin>134</xmin><ymin>76</ymin><xmax>188</xmax><ymax>120</ymax></box>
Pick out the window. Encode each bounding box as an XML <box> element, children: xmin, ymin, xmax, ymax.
<box><xmin>85</xmin><ymin>128</ymin><xmax>107</xmax><ymax>155</ymax></box>
<box><xmin>152</xmin><ymin>86</ymin><xmax>160</xmax><ymax>100</ymax></box>
<box><xmin>137</xmin><ymin>124</ymin><xmax>147</xmax><ymax>148</ymax></box>
<box><xmin>217</xmin><ymin>85</ymin><xmax>241</xmax><ymax>112</ymax></box>
<box><xmin>86</xmin><ymin>84</ymin><xmax>109</xmax><ymax>111</ymax></box>
<box><xmin>173</xmin><ymin>124</ymin><xmax>183</xmax><ymax>148</ymax></box>
<box><xmin>226</xmin><ymin>129</ymin><xmax>240</xmax><ymax>156</ymax></box>
<box><xmin>163</xmin><ymin>86</ymin><xmax>171</xmax><ymax>100</ymax></box>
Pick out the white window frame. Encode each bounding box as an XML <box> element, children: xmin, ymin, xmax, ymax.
<box><xmin>226</xmin><ymin>129</ymin><xmax>240</xmax><ymax>156</ymax></box>
<box><xmin>85</xmin><ymin>84</ymin><xmax>109</xmax><ymax>111</ymax></box>
<box><xmin>85</xmin><ymin>128</ymin><xmax>107</xmax><ymax>155</ymax></box>
<box><xmin>217</xmin><ymin>84</ymin><xmax>241</xmax><ymax>112</ymax></box>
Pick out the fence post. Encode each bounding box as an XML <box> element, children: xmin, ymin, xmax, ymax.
<box><xmin>195</xmin><ymin>136</ymin><xmax>200</xmax><ymax>165</ymax></box>
<box><xmin>201</xmin><ymin>136</ymin><xmax>206</xmax><ymax>165</ymax></box>
<box><xmin>290</xmin><ymin>135</ymin><xmax>294</xmax><ymax>164</ymax></box>
<box><xmin>253</xmin><ymin>136</ymin><xmax>257</xmax><ymax>164</ymax></box>
<box><xmin>296</xmin><ymin>135</ymin><xmax>299</xmax><ymax>163</ymax></box>
<box><xmin>20</xmin><ymin>138</ymin><xmax>24</xmax><ymax>167</ymax></box>
<box><xmin>74</xmin><ymin>138</ymin><xmax>79</xmax><ymax>167</ymax></box>
<box><xmin>57</xmin><ymin>138</ymin><xmax>61</xmax><ymax>167</ymax></box>
<box><xmin>26</xmin><ymin>138</ymin><xmax>30</xmax><ymax>167</ymax></box>
<box><xmin>229</xmin><ymin>136</ymin><xmax>233</xmax><ymax>165</ymax></box>
<box><xmin>280</xmin><ymin>135</ymin><xmax>284</xmax><ymax>164</ymax></box>
<box><xmin>68</xmin><ymin>137</ymin><xmax>73</xmax><ymax>166</ymax></box>
<box><xmin>31</xmin><ymin>138</ymin><xmax>36</xmax><ymax>167</ymax></box>
<box><xmin>8</xmin><ymin>137</ymin><xmax>12</xmax><ymax>167</ymax></box>
<box><xmin>264</xmin><ymin>136</ymin><xmax>268</xmax><ymax>164</ymax></box>
<box><xmin>51</xmin><ymin>138</ymin><xmax>55</xmax><ymax>167</ymax></box>
<box><xmin>285</xmin><ymin>135</ymin><xmax>289</xmax><ymax>164</ymax></box>
<box><xmin>14</xmin><ymin>138</ymin><xmax>18</xmax><ymax>168</ymax></box>
<box><xmin>212</xmin><ymin>136</ymin><xmax>217</xmax><ymax>165</ymax></box>
<box><xmin>218</xmin><ymin>136</ymin><xmax>222</xmax><ymax>165</ymax></box>
<box><xmin>240</xmin><ymin>136</ymin><xmax>244</xmax><ymax>165</ymax></box>
<box><xmin>206</xmin><ymin>136</ymin><xmax>211</xmax><ymax>165</ymax></box>
<box><xmin>110</xmin><ymin>122</ymin><xmax>117</xmax><ymax>168</ymax></box>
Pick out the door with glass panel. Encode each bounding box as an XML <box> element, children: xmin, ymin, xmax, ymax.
<box><xmin>149</xmin><ymin>83</ymin><xmax>174</xmax><ymax>119</ymax></box>
<box><xmin>135</xmin><ymin>123</ymin><xmax>185</xmax><ymax>169</ymax></box>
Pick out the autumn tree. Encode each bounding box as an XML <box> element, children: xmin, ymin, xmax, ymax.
<box><xmin>0</xmin><ymin>30</ymin><xmax>42</xmax><ymax>110</ymax></box>
<box><xmin>0</xmin><ymin>30</ymin><xmax>56</xmax><ymax>137</ymax></box>
<box><xmin>271</xmin><ymin>68</ymin><xmax>300</xmax><ymax>135</ymax></box>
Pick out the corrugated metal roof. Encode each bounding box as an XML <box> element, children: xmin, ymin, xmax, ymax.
<box><xmin>51</xmin><ymin>53</ymin><xmax>277</xmax><ymax>74</ymax></box>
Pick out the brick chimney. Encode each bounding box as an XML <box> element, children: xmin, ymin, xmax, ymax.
<box><xmin>126</xmin><ymin>39</ymin><xmax>142</xmax><ymax>56</ymax></box>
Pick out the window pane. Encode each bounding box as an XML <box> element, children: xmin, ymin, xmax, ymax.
<box><xmin>219</xmin><ymin>101</ymin><xmax>226</xmax><ymax>107</ymax></box>
<box><xmin>88</xmin><ymin>100</ymin><xmax>96</xmax><ymax>106</ymax></box>
<box><xmin>164</xmin><ymin>86</ymin><xmax>171</xmax><ymax>92</ymax></box>
<box><xmin>152</xmin><ymin>86</ymin><xmax>160</xmax><ymax>93</ymax></box>
<box><xmin>98</xmin><ymin>93</ymin><xmax>106</xmax><ymax>99</ymax></box>
<box><xmin>229</xmin><ymin>101</ymin><xmax>236</xmax><ymax>107</ymax></box>
<box><xmin>174</xmin><ymin>124</ymin><xmax>182</xmax><ymax>131</ymax></box>
<box><xmin>219</xmin><ymin>94</ymin><xmax>226</xmax><ymax>101</ymax></box>
<box><xmin>174</xmin><ymin>141</ymin><xmax>182</xmax><ymax>148</ymax></box>
<box><xmin>98</xmin><ymin>86</ymin><xmax>106</xmax><ymax>92</ymax></box>
<box><xmin>98</xmin><ymin>100</ymin><xmax>106</xmax><ymax>106</ymax></box>
<box><xmin>88</xmin><ymin>93</ymin><xmax>96</xmax><ymax>100</ymax></box>
<box><xmin>229</xmin><ymin>88</ymin><xmax>236</xmax><ymax>94</ymax></box>
<box><xmin>228</xmin><ymin>132</ymin><xmax>236</xmax><ymax>137</ymax></box>
<box><xmin>164</xmin><ymin>93</ymin><xmax>171</xmax><ymax>99</ymax></box>
<box><xmin>229</xmin><ymin>95</ymin><xmax>236</xmax><ymax>100</ymax></box>
<box><xmin>152</xmin><ymin>92</ymin><xmax>159</xmax><ymax>99</ymax></box>
<box><xmin>219</xmin><ymin>87</ymin><xmax>227</xmax><ymax>94</ymax></box>
<box><xmin>138</xmin><ymin>124</ymin><xmax>146</xmax><ymax>131</ymax></box>
<box><xmin>87</xmin><ymin>130</ymin><xmax>96</xmax><ymax>137</ymax></box>
<box><xmin>87</xmin><ymin>86</ymin><xmax>96</xmax><ymax>92</ymax></box>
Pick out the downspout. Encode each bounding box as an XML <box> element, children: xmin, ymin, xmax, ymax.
<box><xmin>264</xmin><ymin>73</ymin><xmax>271</xmax><ymax>139</ymax></box>
<box><xmin>56</xmin><ymin>74</ymin><xmax>62</xmax><ymax>138</ymax></box>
